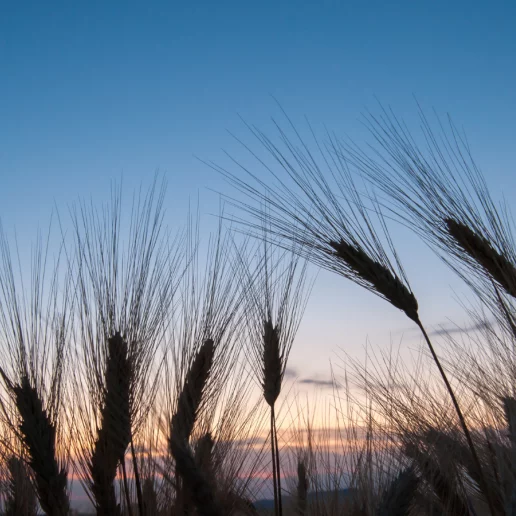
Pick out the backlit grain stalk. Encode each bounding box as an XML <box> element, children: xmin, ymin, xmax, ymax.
<box><xmin>216</xmin><ymin>112</ymin><xmax>497</xmax><ymax>514</ymax></box>
<box><xmin>332</xmin><ymin>238</ymin><xmax>496</xmax><ymax>515</ymax></box>
<box><xmin>11</xmin><ymin>375</ymin><xmax>70</xmax><ymax>516</ymax></box>
<box><xmin>89</xmin><ymin>332</ymin><xmax>131</xmax><ymax>516</ymax></box>
<box><xmin>169</xmin><ymin>339</ymin><xmax>220</xmax><ymax>516</ymax></box>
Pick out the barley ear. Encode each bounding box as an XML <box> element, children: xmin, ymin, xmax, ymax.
<box><xmin>263</xmin><ymin>319</ymin><xmax>282</xmax><ymax>407</ymax></box>
<box><xmin>169</xmin><ymin>339</ymin><xmax>220</xmax><ymax>516</ymax></box>
<box><xmin>329</xmin><ymin>240</ymin><xmax>419</xmax><ymax>322</ymax></box>
<box><xmin>13</xmin><ymin>376</ymin><xmax>70</xmax><ymax>516</ymax></box>
<box><xmin>90</xmin><ymin>331</ymin><xmax>131</xmax><ymax>516</ymax></box>
<box><xmin>171</xmin><ymin>339</ymin><xmax>215</xmax><ymax>444</ymax></box>
<box><xmin>446</xmin><ymin>218</ymin><xmax>516</xmax><ymax>298</ymax></box>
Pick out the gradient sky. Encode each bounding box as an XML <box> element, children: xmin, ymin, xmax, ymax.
<box><xmin>1</xmin><ymin>1</ymin><xmax>516</xmax><ymax>386</ymax></box>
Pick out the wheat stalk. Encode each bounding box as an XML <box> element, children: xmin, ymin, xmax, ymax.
<box><xmin>0</xmin><ymin>223</ymin><xmax>72</xmax><ymax>516</ymax></box>
<box><xmin>89</xmin><ymin>331</ymin><xmax>131</xmax><ymax>516</ymax></box>
<box><xmin>170</xmin><ymin>339</ymin><xmax>215</xmax><ymax>446</ymax></box>
<box><xmin>169</xmin><ymin>338</ymin><xmax>221</xmax><ymax>516</ymax></box>
<box><xmin>217</xmin><ymin>111</ymin><xmax>502</xmax><ymax>514</ymax></box>
<box><xmin>13</xmin><ymin>376</ymin><xmax>69</xmax><ymax>516</ymax></box>
<box><xmin>236</xmin><ymin>240</ymin><xmax>310</xmax><ymax>516</ymax></box>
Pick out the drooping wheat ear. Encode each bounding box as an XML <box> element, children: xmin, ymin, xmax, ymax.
<box><xmin>263</xmin><ymin>319</ymin><xmax>282</xmax><ymax>407</ymax></box>
<box><xmin>329</xmin><ymin>239</ymin><xmax>419</xmax><ymax>322</ymax></box>
<box><xmin>446</xmin><ymin>218</ymin><xmax>516</xmax><ymax>298</ymax></box>
<box><xmin>13</xmin><ymin>376</ymin><xmax>69</xmax><ymax>516</ymax></box>
<box><xmin>4</xmin><ymin>456</ymin><xmax>38</xmax><ymax>516</ymax></box>
<box><xmin>90</xmin><ymin>331</ymin><xmax>131</xmax><ymax>516</ymax></box>
<box><xmin>296</xmin><ymin>459</ymin><xmax>308</xmax><ymax>516</ymax></box>
<box><xmin>171</xmin><ymin>338</ymin><xmax>215</xmax><ymax>445</ymax></box>
<box><xmin>376</xmin><ymin>467</ymin><xmax>419</xmax><ymax>516</ymax></box>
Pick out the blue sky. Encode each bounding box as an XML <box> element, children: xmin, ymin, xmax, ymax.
<box><xmin>1</xmin><ymin>1</ymin><xmax>515</xmax><ymax>382</ymax></box>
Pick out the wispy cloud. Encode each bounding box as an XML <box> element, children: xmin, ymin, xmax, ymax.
<box><xmin>394</xmin><ymin>318</ymin><xmax>493</xmax><ymax>339</ymax></box>
<box><xmin>284</xmin><ymin>367</ymin><xmax>298</xmax><ymax>379</ymax></box>
<box><xmin>298</xmin><ymin>376</ymin><xmax>341</xmax><ymax>389</ymax></box>
<box><xmin>427</xmin><ymin>319</ymin><xmax>492</xmax><ymax>337</ymax></box>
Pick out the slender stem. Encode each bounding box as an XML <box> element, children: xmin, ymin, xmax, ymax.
<box><xmin>270</xmin><ymin>405</ymin><xmax>279</xmax><ymax>516</ymax></box>
<box><xmin>273</xmin><ymin>409</ymin><xmax>283</xmax><ymax>516</ymax></box>
<box><xmin>416</xmin><ymin>318</ymin><xmax>497</xmax><ymax>516</ymax></box>
<box><xmin>121</xmin><ymin>457</ymin><xmax>134</xmax><ymax>516</ymax></box>
<box><xmin>130</xmin><ymin>438</ymin><xmax>144</xmax><ymax>515</ymax></box>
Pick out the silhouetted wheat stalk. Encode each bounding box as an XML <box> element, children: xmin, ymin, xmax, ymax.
<box><xmin>71</xmin><ymin>177</ymin><xmax>183</xmax><ymax>513</ymax></box>
<box><xmin>168</xmin><ymin>339</ymin><xmax>221</xmax><ymax>516</ymax></box>
<box><xmin>161</xmin><ymin>219</ymin><xmax>248</xmax><ymax>515</ymax></box>
<box><xmin>0</xmin><ymin>224</ymin><xmax>72</xmax><ymax>516</ymax></box>
<box><xmin>236</xmin><ymin>238</ymin><xmax>310</xmax><ymax>516</ymax></box>
<box><xmin>171</xmin><ymin>339</ymin><xmax>214</xmax><ymax>446</ymax></box>
<box><xmin>89</xmin><ymin>332</ymin><xmax>131</xmax><ymax>515</ymax></box>
<box><xmin>216</xmin><ymin>111</ymin><xmax>498</xmax><ymax>514</ymax></box>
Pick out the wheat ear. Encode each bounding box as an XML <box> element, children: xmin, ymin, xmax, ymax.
<box><xmin>446</xmin><ymin>218</ymin><xmax>516</xmax><ymax>298</ymax></box>
<box><xmin>329</xmin><ymin>239</ymin><xmax>419</xmax><ymax>322</ymax></box>
<box><xmin>90</xmin><ymin>331</ymin><xmax>131</xmax><ymax>516</ymax></box>
<box><xmin>169</xmin><ymin>338</ymin><xmax>220</xmax><ymax>516</ymax></box>
<box><xmin>330</xmin><ymin>237</ymin><xmax>496</xmax><ymax>513</ymax></box>
<box><xmin>13</xmin><ymin>380</ymin><xmax>69</xmax><ymax>515</ymax></box>
<box><xmin>13</xmin><ymin>376</ymin><xmax>69</xmax><ymax>516</ymax></box>
<box><xmin>263</xmin><ymin>320</ymin><xmax>282</xmax><ymax>407</ymax></box>
<box><xmin>262</xmin><ymin>318</ymin><xmax>284</xmax><ymax>516</ymax></box>
<box><xmin>171</xmin><ymin>339</ymin><xmax>215</xmax><ymax>445</ymax></box>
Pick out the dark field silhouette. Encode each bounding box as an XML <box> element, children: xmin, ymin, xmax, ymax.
<box><xmin>0</xmin><ymin>109</ymin><xmax>514</xmax><ymax>516</ymax></box>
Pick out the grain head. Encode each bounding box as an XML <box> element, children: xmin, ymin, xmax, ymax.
<box><xmin>446</xmin><ymin>218</ymin><xmax>516</xmax><ymax>298</ymax></box>
<box><xmin>330</xmin><ymin>239</ymin><xmax>419</xmax><ymax>322</ymax></box>
<box><xmin>13</xmin><ymin>376</ymin><xmax>69</xmax><ymax>516</ymax></box>
<box><xmin>262</xmin><ymin>319</ymin><xmax>282</xmax><ymax>407</ymax></box>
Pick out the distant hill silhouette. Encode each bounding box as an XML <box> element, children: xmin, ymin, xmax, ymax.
<box><xmin>254</xmin><ymin>487</ymin><xmax>354</xmax><ymax>510</ymax></box>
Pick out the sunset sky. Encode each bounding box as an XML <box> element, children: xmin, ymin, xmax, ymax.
<box><xmin>1</xmin><ymin>1</ymin><xmax>515</xmax><ymax>394</ymax></box>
